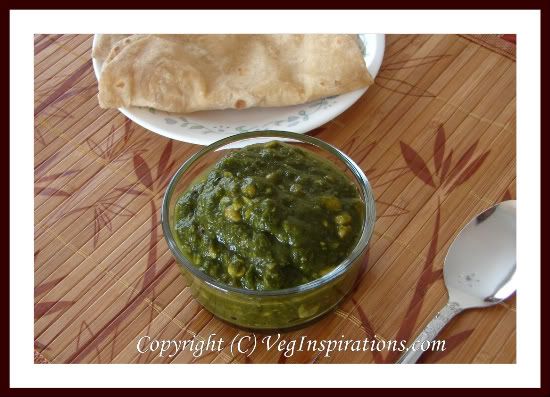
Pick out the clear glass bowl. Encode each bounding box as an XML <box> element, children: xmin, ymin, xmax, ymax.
<box><xmin>162</xmin><ymin>131</ymin><xmax>376</xmax><ymax>330</ymax></box>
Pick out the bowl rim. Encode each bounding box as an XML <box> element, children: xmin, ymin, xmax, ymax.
<box><xmin>161</xmin><ymin>130</ymin><xmax>376</xmax><ymax>297</ymax></box>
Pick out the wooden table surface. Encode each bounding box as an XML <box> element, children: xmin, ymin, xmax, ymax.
<box><xmin>34</xmin><ymin>34</ymin><xmax>516</xmax><ymax>364</ymax></box>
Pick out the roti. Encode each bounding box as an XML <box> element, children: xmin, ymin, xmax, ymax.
<box><xmin>92</xmin><ymin>34</ymin><xmax>131</xmax><ymax>61</ymax></box>
<box><xmin>96</xmin><ymin>34</ymin><xmax>373</xmax><ymax>113</ymax></box>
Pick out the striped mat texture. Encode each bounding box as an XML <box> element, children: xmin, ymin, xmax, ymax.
<box><xmin>34</xmin><ymin>34</ymin><xmax>516</xmax><ymax>363</ymax></box>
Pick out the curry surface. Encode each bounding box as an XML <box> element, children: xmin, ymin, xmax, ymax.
<box><xmin>174</xmin><ymin>141</ymin><xmax>363</xmax><ymax>290</ymax></box>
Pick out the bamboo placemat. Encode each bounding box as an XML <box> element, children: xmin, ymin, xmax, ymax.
<box><xmin>34</xmin><ymin>34</ymin><xmax>516</xmax><ymax>364</ymax></box>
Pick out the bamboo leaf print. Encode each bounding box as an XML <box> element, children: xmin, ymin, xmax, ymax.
<box><xmin>133</xmin><ymin>154</ymin><xmax>154</xmax><ymax>188</ymax></box>
<box><xmin>159</xmin><ymin>160</ymin><xmax>177</xmax><ymax>188</ymax></box>
<box><xmin>115</xmin><ymin>186</ymin><xmax>143</xmax><ymax>196</ymax></box>
<box><xmin>370</xmin><ymin>166</ymin><xmax>409</xmax><ymax>188</ymax></box>
<box><xmin>440</xmin><ymin>150</ymin><xmax>454</xmax><ymax>183</ymax></box>
<box><xmin>377</xmin><ymin>199</ymin><xmax>410</xmax><ymax>218</ymax></box>
<box><xmin>448</xmin><ymin>151</ymin><xmax>491</xmax><ymax>193</ymax></box>
<box><xmin>36</xmin><ymin>187</ymin><xmax>72</xmax><ymax>197</ymax></box>
<box><xmin>421</xmin><ymin>329</ymin><xmax>475</xmax><ymax>363</ymax></box>
<box><xmin>376</xmin><ymin>76</ymin><xmax>435</xmax><ymax>98</ymax></box>
<box><xmin>502</xmin><ymin>188</ymin><xmax>513</xmax><ymax>201</ymax></box>
<box><xmin>434</xmin><ymin>125</ymin><xmax>446</xmax><ymax>174</ymax></box>
<box><xmin>35</xmin><ymin>300</ymin><xmax>74</xmax><ymax>319</ymax></box>
<box><xmin>36</xmin><ymin>169</ymin><xmax>81</xmax><ymax>183</ymax></box>
<box><xmin>35</xmin><ymin>277</ymin><xmax>65</xmax><ymax>297</ymax></box>
<box><xmin>400</xmin><ymin>142</ymin><xmax>435</xmax><ymax>187</ymax></box>
<box><xmin>381</xmin><ymin>54</ymin><xmax>451</xmax><ymax>71</ymax></box>
<box><xmin>156</xmin><ymin>140</ymin><xmax>173</xmax><ymax>181</ymax></box>
<box><xmin>445</xmin><ymin>141</ymin><xmax>479</xmax><ymax>184</ymax></box>
<box><xmin>384</xmin><ymin>35</ymin><xmax>416</xmax><ymax>58</ymax></box>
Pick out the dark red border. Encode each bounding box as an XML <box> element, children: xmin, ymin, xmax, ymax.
<box><xmin>7</xmin><ymin>2</ymin><xmax>547</xmax><ymax>395</ymax></box>
<box><xmin>3</xmin><ymin>0</ymin><xmax>550</xmax><ymax>8</ymax></box>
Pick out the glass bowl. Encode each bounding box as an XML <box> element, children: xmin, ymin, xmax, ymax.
<box><xmin>162</xmin><ymin>131</ymin><xmax>376</xmax><ymax>330</ymax></box>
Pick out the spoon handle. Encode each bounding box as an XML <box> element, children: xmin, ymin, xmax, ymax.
<box><xmin>396</xmin><ymin>301</ymin><xmax>463</xmax><ymax>364</ymax></box>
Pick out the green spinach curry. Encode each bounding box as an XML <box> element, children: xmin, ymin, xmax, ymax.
<box><xmin>174</xmin><ymin>141</ymin><xmax>363</xmax><ymax>291</ymax></box>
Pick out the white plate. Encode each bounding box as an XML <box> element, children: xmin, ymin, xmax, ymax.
<box><xmin>92</xmin><ymin>34</ymin><xmax>385</xmax><ymax>145</ymax></box>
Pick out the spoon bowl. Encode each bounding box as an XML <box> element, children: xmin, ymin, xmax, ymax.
<box><xmin>397</xmin><ymin>200</ymin><xmax>516</xmax><ymax>363</ymax></box>
<box><xmin>445</xmin><ymin>200</ymin><xmax>516</xmax><ymax>309</ymax></box>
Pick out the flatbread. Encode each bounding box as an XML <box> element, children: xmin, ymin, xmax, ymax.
<box><xmin>92</xmin><ymin>34</ymin><xmax>131</xmax><ymax>61</ymax></box>
<box><xmin>97</xmin><ymin>34</ymin><xmax>373</xmax><ymax>113</ymax></box>
<box><xmin>95</xmin><ymin>34</ymin><xmax>200</xmax><ymax>62</ymax></box>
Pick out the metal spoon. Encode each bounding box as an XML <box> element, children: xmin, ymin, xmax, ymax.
<box><xmin>396</xmin><ymin>200</ymin><xmax>516</xmax><ymax>364</ymax></box>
